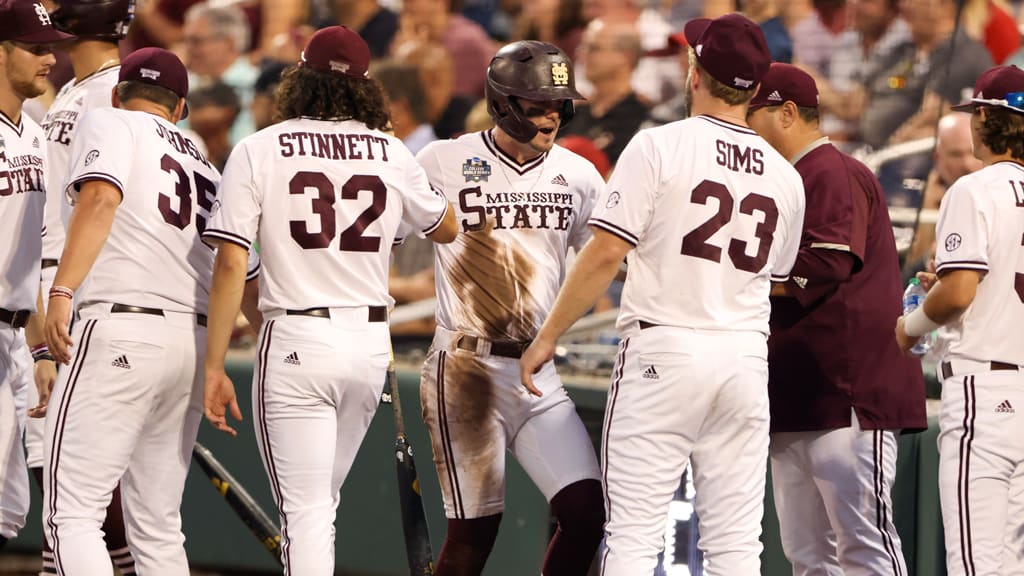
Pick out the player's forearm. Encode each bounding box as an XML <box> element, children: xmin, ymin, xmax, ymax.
<box><xmin>240</xmin><ymin>278</ymin><xmax>263</xmax><ymax>333</ymax></box>
<box><xmin>24</xmin><ymin>287</ymin><xmax>46</xmax><ymax>348</ymax></box>
<box><xmin>535</xmin><ymin>231</ymin><xmax>628</xmax><ymax>344</ymax></box>
<box><xmin>922</xmin><ymin>269</ymin><xmax>981</xmax><ymax>325</ymax></box>
<box><xmin>206</xmin><ymin>245</ymin><xmax>249</xmax><ymax>370</ymax></box>
<box><xmin>53</xmin><ymin>183</ymin><xmax>120</xmax><ymax>292</ymax></box>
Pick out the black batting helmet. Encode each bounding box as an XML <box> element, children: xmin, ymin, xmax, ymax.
<box><xmin>50</xmin><ymin>0</ymin><xmax>135</xmax><ymax>42</ymax></box>
<box><xmin>486</xmin><ymin>41</ymin><xmax>583</xmax><ymax>143</ymax></box>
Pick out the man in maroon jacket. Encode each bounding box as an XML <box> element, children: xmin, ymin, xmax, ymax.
<box><xmin>747</xmin><ymin>62</ymin><xmax>927</xmax><ymax>575</ymax></box>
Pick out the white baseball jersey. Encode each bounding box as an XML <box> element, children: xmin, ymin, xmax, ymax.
<box><xmin>933</xmin><ymin>160</ymin><xmax>1024</xmax><ymax>364</ymax></box>
<box><xmin>40</xmin><ymin>66</ymin><xmax>120</xmax><ymax>260</ymax></box>
<box><xmin>65</xmin><ymin>107</ymin><xmax>221</xmax><ymax>314</ymax></box>
<box><xmin>0</xmin><ymin>112</ymin><xmax>47</xmax><ymax>312</ymax></box>
<box><xmin>591</xmin><ymin>115</ymin><xmax>806</xmax><ymax>336</ymax></box>
<box><xmin>204</xmin><ymin>118</ymin><xmax>449</xmax><ymax>311</ymax></box>
<box><xmin>416</xmin><ymin>130</ymin><xmax>604</xmax><ymax>340</ymax></box>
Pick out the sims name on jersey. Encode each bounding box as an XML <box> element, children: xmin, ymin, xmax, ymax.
<box><xmin>278</xmin><ymin>131</ymin><xmax>392</xmax><ymax>162</ymax></box>
<box><xmin>715</xmin><ymin>139</ymin><xmax>765</xmax><ymax>175</ymax></box>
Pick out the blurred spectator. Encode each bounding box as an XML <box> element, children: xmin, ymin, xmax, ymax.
<box><xmin>463</xmin><ymin>98</ymin><xmax>495</xmax><ymax>132</ymax></box>
<box><xmin>815</xmin><ymin>0</ymin><xmax>909</xmax><ymax>140</ymax></box>
<box><xmin>861</xmin><ymin>0</ymin><xmax>991</xmax><ymax>148</ymax></box>
<box><xmin>374</xmin><ymin>60</ymin><xmax>436</xmax><ymax>154</ymax></box>
<box><xmin>962</xmin><ymin>0</ymin><xmax>1020</xmax><ymax>64</ymax></box>
<box><xmin>251</xmin><ymin>61</ymin><xmax>287</xmax><ymax>131</ymax></box>
<box><xmin>791</xmin><ymin>0</ymin><xmax>847</xmax><ymax>75</ymax></box>
<box><xmin>320</xmin><ymin>0</ymin><xmax>398</xmax><ymax>57</ymax></box>
<box><xmin>905</xmin><ymin>113</ymin><xmax>984</xmax><ymax>272</ymax></box>
<box><xmin>183</xmin><ymin>2</ymin><xmax>259</xmax><ymax>144</ymax></box>
<box><xmin>856</xmin><ymin>0</ymin><xmax>991</xmax><ymax>147</ymax></box>
<box><xmin>643</xmin><ymin>31</ymin><xmax>691</xmax><ymax>126</ymax></box>
<box><xmin>559</xmin><ymin>18</ymin><xmax>648</xmax><ymax>164</ymax></box>
<box><xmin>514</xmin><ymin>0</ymin><xmax>586</xmax><ymax>59</ymax></box>
<box><xmin>742</xmin><ymin>0</ymin><xmax>795</xmax><ymax>62</ymax></box>
<box><xmin>396</xmin><ymin>0</ymin><xmax>497</xmax><ymax>99</ymax></box>
<box><xmin>131</xmin><ymin>0</ymin><xmax>261</xmax><ymax>52</ymax></box>
<box><xmin>394</xmin><ymin>41</ymin><xmax>476</xmax><ymax>139</ymax></box>
<box><xmin>187</xmin><ymin>82</ymin><xmax>241</xmax><ymax>171</ymax></box>
<box><xmin>557</xmin><ymin>135</ymin><xmax>612</xmax><ymax>179</ymax></box>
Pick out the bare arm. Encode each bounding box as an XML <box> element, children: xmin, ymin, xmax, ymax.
<box><xmin>426</xmin><ymin>203</ymin><xmax>458</xmax><ymax>243</ymax></box>
<box><xmin>240</xmin><ymin>276</ymin><xmax>262</xmax><ymax>333</ymax></box>
<box><xmin>519</xmin><ymin>229</ymin><xmax>632</xmax><ymax>395</ymax></box>
<box><xmin>204</xmin><ymin>242</ymin><xmax>249</xmax><ymax>436</ymax></box>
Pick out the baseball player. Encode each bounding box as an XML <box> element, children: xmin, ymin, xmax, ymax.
<box><xmin>521</xmin><ymin>14</ymin><xmax>806</xmax><ymax>575</ymax></box>
<box><xmin>29</xmin><ymin>1</ymin><xmax>137</xmax><ymax>572</ymax></box>
<box><xmin>0</xmin><ymin>0</ymin><xmax>69</xmax><ymax>550</ymax></box>
<box><xmin>40</xmin><ymin>47</ymin><xmax>217</xmax><ymax>575</ymax></box>
<box><xmin>202</xmin><ymin>26</ymin><xmax>456</xmax><ymax>575</ymax></box>
<box><xmin>747</xmin><ymin>63</ymin><xmax>927</xmax><ymax>575</ymax></box>
<box><xmin>416</xmin><ymin>40</ymin><xmax>606</xmax><ymax>576</ymax></box>
<box><xmin>896</xmin><ymin>64</ymin><xmax>1024</xmax><ymax>575</ymax></box>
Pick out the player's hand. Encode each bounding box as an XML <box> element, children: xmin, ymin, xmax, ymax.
<box><xmin>916</xmin><ymin>271</ymin><xmax>938</xmax><ymax>292</ymax></box>
<box><xmin>44</xmin><ymin>296</ymin><xmax>74</xmax><ymax>364</ymax></box>
<box><xmin>520</xmin><ymin>337</ymin><xmax>556</xmax><ymax>397</ymax></box>
<box><xmin>894</xmin><ymin>316</ymin><xmax>921</xmax><ymax>356</ymax></box>
<box><xmin>205</xmin><ymin>367</ymin><xmax>242</xmax><ymax>437</ymax></box>
<box><xmin>28</xmin><ymin>359</ymin><xmax>57</xmax><ymax>418</ymax></box>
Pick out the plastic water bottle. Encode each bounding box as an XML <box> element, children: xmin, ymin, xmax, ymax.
<box><xmin>903</xmin><ymin>278</ymin><xmax>931</xmax><ymax>356</ymax></box>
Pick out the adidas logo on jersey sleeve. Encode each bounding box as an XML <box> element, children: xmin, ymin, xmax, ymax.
<box><xmin>642</xmin><ymin>365</ymin><xmax>659</xmax><ymax>379</ymax></box>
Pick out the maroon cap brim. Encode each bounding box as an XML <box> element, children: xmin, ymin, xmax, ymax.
<box><xmin>683</xmin><ymin>18</ymin><xmax>711</xmax><ymax>47</ymax></box>
<box><xmin>14</xmin><ymin>28</ymin><xmax>74</xmax><ymax>44</ymax></box>
<box><xmin>950</xmin><ymin>101</ymin><xmax>977</xmax><ymax>112</ymax></box>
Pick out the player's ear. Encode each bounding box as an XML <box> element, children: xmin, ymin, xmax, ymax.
<box><xmin>110</xmin><ymin>86</ymin><xmax>120</xmax><ymax>108</ymax></box>
<box><xmin>780</xmin><ymin>101</ymin><xmax>798</xmax><ymax>129</ymax></box>
<box><xmin>170</xmin><ymin>98</ymin><xmax>186</xmax><ymax>124</ymax></box>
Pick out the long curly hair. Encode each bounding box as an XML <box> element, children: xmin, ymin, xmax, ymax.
<box><xmin>274</xmin><ymin>65</ymin><xmax>391</xmax><ymax>130</ymax></box>
<box><xmin>978</xmin><ymin>107</ymin><xmax>1024</xmax><ymax>161</ymax></box>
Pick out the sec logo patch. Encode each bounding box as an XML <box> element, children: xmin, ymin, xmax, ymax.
<box><xmin>945</xmin><ymin>233</ymin><xmax>962</xmax><ymax>252</ymax></box>
<box><xmin>606</xmin><ymin>191</ymin><xmax>621</xmax><ymax>208</ymax></box>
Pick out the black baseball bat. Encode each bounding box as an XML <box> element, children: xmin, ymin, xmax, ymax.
<box><xmin>382</xmin><ymin>359</ymin><xmax>435</xmax><ymax>575</ymax></box>
<box><xmin>192</xmin><ymin>442</ymin><xmax>283</xmax><ymax>566</ymax></box>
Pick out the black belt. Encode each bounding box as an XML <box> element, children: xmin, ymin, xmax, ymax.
<box><xmin>285</xmin><ymin>306</ymin><xmax>388</xmax><ymax>323</ymax></box>
<box><xmin>0</xmin><ymin>308</ymin><xmax>31</xmax><ymax>329</ymax></box>
<box><xmin>456</xmin><ymin>335</ymin><xmax>530</xmax><ymax>359</ymax></box>
<box><xmin>41</xmin><ymin>259</ymin><xmax>59</xmax><ymax>269</ymax></box>
<box><xmin>941</xmin><ymin>360</ymin><xmax>1018</xmax><ymax>380</ymax></box>
<box><xmin>110</xmin><ymin>304</ymin><xmax>207</xmax><ymax>327</ymax></box>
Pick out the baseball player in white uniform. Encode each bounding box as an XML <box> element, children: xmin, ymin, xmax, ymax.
<box><xmin>29</xmin><ymin>1</ymin><xmax>137</xmax><ymax>572</ymax></box>
<box><xmin>522</xmin><ymin>14</ymin><xmax>806</xmax><ymax>576</ymax></box>
<box><xmin>41</xmin><ymin>48</ymin><xmax>218</xmax><ymax>575</ymax></box>
<box><xmin>896</xmin><ymin>64</ymin><xmax>1024</xmax><ymax>575</ymax></box>
<box><xmin>202</xmin><ymin>27</ymin><xmax>456</xmax><ymax>575</ymax></box>
<box><xmin>0</xmin><ymin>0</ymin><xmax>70</xmax><ymax>549</ymax></box>
<box><xmin>417</xmin><ymin>41</ymin><xmax>606</xmax><ymax>576</ymax></box>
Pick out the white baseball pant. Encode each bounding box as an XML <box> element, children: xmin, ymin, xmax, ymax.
<box><xmin>252</xmin><ymin>309</ymin><xmax>390</xmax><ymax>576</ymax></box>
<box><xmin>43</xmin><ymin>304</ymin><xmax>205</xmax><ymax>576</ymax></box>
<box><xmin>0</xmin><ymin>324</ymin><xmax>30</xmax><ymax>540</ymax></box>
<box><xmin>770</xmin><ymin>410</ymin><xmax>906</xmax><ymax>576</ymax></box>
<box><xmin>938</xmin><ymin>361</ymin><xmax>1024</xmax><ymax>576</ymax></box>
<box><xmin>601</xmin><ymin>326</ymin><xmax>769</xmax><ymax>576</ymax></box>
<box><xmin>419</xmin><ymin>326</ymin><xmax>600</xmax><ymax>519</ymax></box>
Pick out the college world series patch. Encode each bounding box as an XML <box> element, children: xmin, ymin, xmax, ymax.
<box><xmin>462</xmin><ymin>157</ymin><xmax>491</xmax><ymax>182</ymax></box>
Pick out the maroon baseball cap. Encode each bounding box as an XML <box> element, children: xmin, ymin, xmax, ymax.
<box><xmin>684</xmin><ymin>13</ymin><xmax>770</xmax><ymax>91</ymax></box>
<box><xmin>951</xmin><ymin>65</ymin><xmax>1024</xmax><ymax>114</ymax></box>
<box><xmin>119</xmin><ymin>47</ymin><xmax>190</xmax><ymax>118</ymax></box>
<box><xmin>0</xmin><ymin>0</ymin><xmax>74</xmax><ymax>44</ymax></box>
<box><xmin>300</xmin><ymin>26</ymin><xmax>370</xmax><ymax>79</ymax></box>
<box><xmin>749</xmin><ymin>63</ymin><xmax>820</xmax><ymax>111</ymax></box>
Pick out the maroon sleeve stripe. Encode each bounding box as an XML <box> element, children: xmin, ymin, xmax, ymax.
<box><xmin>71</xmin><ymin>172</ymin><xmax>124</xmax><ymax>196</ymax></box>
<box><xmin>201</xmin><ymin>229</ymin><xmax>251</xmax><ymax>250</ymax></box>
<box><xmin>771</xmin><ymin>274</ymin><xmax>790</xmax><ymax>282</ymax></box>
<box><xmin>420</xmin><ymin>202</ymin><xmax>449</xmax><ymax>236</ymax></box>
<box><xmin>936</xmin><ymin>260</ymin><xmax>988</xmax><ymax>272</ymax></box>
<box><xmin>246</xmin><ymin>261</ymin><xmax>260</xmax><ymax>281</ymax></box>
<box><xmin>588</xmin><ymin>219</ymin><xmax>638</xmax><ymax>247</ymax></box>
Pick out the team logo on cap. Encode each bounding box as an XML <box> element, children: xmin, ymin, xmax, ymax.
<box><xmin>140</xmin><ymin>68</ymin><xmax>161</xmax><ymax>80</ymax></box>
<box><xmin>733</xmin><ymin>77</ymin><xmax>753</xmax><ymax>89</ymax></box>
<box><xmin>945</xmin><ymin>233</ymin><xmax>962</xmax><ymax>252</ymax></box>
<box><xmin>329</xmin><ymin>60</ymin><xmax>351</xmax><ymax>74</ymax></box>
<box><xmin>551</xmin><ymin>62</ymin><xmax>569</xmax><ymax>86</ymax></box>
<box><xmin>462</xmin><ymin>157</ymin><xmax>491</xmax><ymax>183</ymax></box>
<box><xmin>34</xmin><ymin>3</ymin><xmax>52</xmax><ymax>26</ymax></box>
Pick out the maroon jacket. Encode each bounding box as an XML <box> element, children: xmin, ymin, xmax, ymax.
<box><xmin>768</xmin><ymin>141</ymin><xmax>926</xmax><ymax>433</ymax></box>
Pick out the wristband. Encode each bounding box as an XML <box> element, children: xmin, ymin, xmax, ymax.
<box><xmin>904</xmin><ymin>306</ymin><xmax>941</xmax><ymax>337</ymax></box>
<box><xmin>31</xmin><ymin>345</ymin><xmax>53</xmax><ymax>362</ymax></box>
<box><xmin>34</xmin><ymin>353</ymin><xmax>55</xmax><ymax>363</ymax></box>
<box><xmin>49</xmin><ymin>285</ymin><xmax>74</xmax><ymax>300</ymax></box>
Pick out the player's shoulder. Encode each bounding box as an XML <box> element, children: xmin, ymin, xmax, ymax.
<box><xmin>548</xmin><ymin>142</ymin><xmax>604</xmax><ymax>183</ymax></box>
<box><xmin>946</xmin><ymin>162</ymin><xmax>1015</xmax><ymax>203</ymax></box>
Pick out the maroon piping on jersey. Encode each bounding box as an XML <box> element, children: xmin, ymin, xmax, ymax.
<box><xmin>588</xmin><ymin>218</ymin><xmax>638</xmax><ymax>248</ymax></box>
<box><xmin>957</xmin><ymin>375</ymin><xmax>978</xmax><ymax>575</ymax></box>
<box><xmin>255</xmin><ymin>321</ymin><xmax>291</xmax><ymax>571</ymax></box>
<box><xmin>481</xmin><ymin>130</ymin><xmax>548</xmax><ymax>176</ymax></box>
<box><xmin>46</xmin><ymin>319</ymin><xmax>98</xmax><ymax>574</ymax></box>
<box><xmin>599</xmin><ymin>338</ymin><xmax>628</xmax><ymax>576</ymax></box>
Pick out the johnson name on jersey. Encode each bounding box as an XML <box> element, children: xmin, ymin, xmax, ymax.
<box><xmin>0</xmin><ymin>112</ymin><xmax>47</xmax><ymax>312</ymax></box>
<box><xmin>416</xmin><ymin>129</ymin><xmax>605</xmax><ymax>341</ymax></box>
<box><xmin>65</xmin><ymin>107</ymin><xmax>220</xmax><ymax>314</ymax></box>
